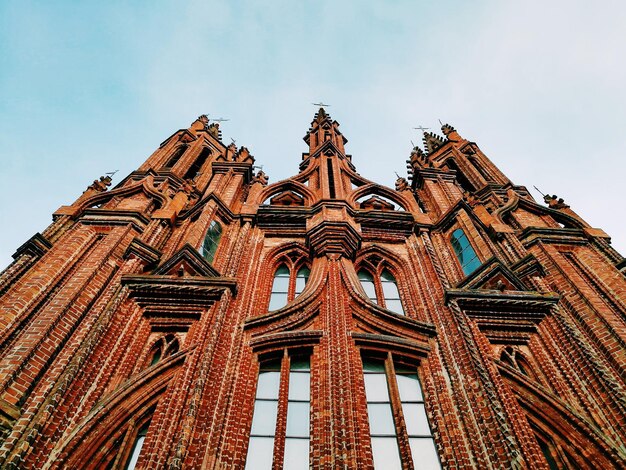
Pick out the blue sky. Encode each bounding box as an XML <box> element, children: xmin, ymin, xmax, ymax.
<box><xmin>1</xmin><ymin>0</ymin><xmax>625</xmax><ymax>267</ymax></box>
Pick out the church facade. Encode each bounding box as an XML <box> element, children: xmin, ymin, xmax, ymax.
<box><xmin>0</xmin><ymin>109</ymin><xmax>624</xmax><ymax>469</ymax></box>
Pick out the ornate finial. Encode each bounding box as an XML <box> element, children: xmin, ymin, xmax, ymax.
<box><xmin>198</xmin><ymin>114</ymin><xmax>210</xmax><ymax>127</ymax></box>
<box><xmin>422</xmin><ymin>132</ymin><xmax>446</xmax><ymax>154</ymax></box>
<box><xmin>87</xmin><ymin>175</ymin><xmax>112</xmax><ymax>192</ymax></box>
<box><xmin>543</xmin><ymin>194</ymin><xmax>569</xmax><ymax>210</ymax></box>
<box><xmin>395</xmin><ymin>175</ymin><xmax>409</xmax><ymax>192</ymax></box>
<box><xmin>441</xmin><ymin>123</ymin><xmax>456</xmax><ymax>136</ymax></box>
<box><xmin>234</xmin><ymin>146</ymin><xmax>254</xmax><ymax>164</ymax></box>
<box><xmin>406</xmin><ymin>145</ymin><xmax>429</xmax><ymax>175</ymax></box>
<box><xmin>207</xmin><ymin>122</ymin><xmax>221</xmax><ymax>140</ymax></box>
<box><xmin>252</xmin><ymin>170</ymin><xmax>269</xmax><ymax>186</ymax></box>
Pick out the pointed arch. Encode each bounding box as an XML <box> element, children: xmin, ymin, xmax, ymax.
<box><xmin>349</xmin><ymin>183</ymin><xmax>419</xmax><ymax>213</ymax></box>
<box><xmin>79</xmin><ymin>176</ymin><xmax>169</xmax><ymax>214</ymax></box>
<box><xmin>257</xmin><ymin>180</ymin><xmax>316</xmax><ymax>206</ymax></box>
<box><xmin>55</xmin><ymin>352</ymin><xmax>186</xmax><ymax>469</ymax></box>
<box><xmin>501</xmin><ymin>368</ymin><xmax>623</xmax><ymax>469</ymax></box>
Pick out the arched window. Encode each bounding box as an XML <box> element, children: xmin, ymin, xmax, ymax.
<box><xmin>149</xmin><ymin>340</ymin><xmax>163</xmax><ymax>366</ymax></box>
<box><xmin>163</xmin><ymin>145</ymin><xmax>187</xmax><ymax>169</ymax></box>
<box><xmin>201</xmin><ymin>221</ymin><xmax>222</xmax><ymax>263</ymax></box>
<box><xmin>246</xmin><ymin>354</ymin><xmax>311</xmax><ymax>469</ymax></box>
<box><xmin>450</xmin><ymin>228</ymin><xmax>481</xmax><ymax>276</ymax></box>
<box><xmin>362</xmin><ymin>356</ymin><xmax>441</xmax><ymax>469</ymax></box>
<box><xmin>268</xmin><ymin>263</ymin><xmax>310</xmax><ymax>311</ymax></box>
<box><xmin>500</xmin><ymin>347</ymin><xmax>537</xmax><ymax>381</ymax></box>
<box><xmin>125</xmin><ymin>419</ymin><xmax>151</xmax><ymax>470</ymax></box>
<box><xmin>295</xmin><ymin>266</ymin><xmax>310</xmax><ymax>296</ymax></box>
<box><xmin>358</xmin><ymin>268</ymin><xmax>405</xmax><ymax>315</ymax></box>
<box><xmin>147</xmin><ymin>335</ymin><xmax>179</xmax><ymax>368</ymax></box>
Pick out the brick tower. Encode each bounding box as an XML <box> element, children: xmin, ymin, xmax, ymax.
<box><xmin>0</xmin><ymin>109</ymin><xmax>624</xmax><ymax>469</ymax></box>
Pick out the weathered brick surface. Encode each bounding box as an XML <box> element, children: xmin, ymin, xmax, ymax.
<box><xmin>0</xmin><ymin>112</ymin><xmax>624</xmax><ymax>469</ymax></box>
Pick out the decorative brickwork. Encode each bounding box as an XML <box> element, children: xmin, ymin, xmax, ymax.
<box><xmin>0</xmin><ymin>110</ymin><xmax>625</xmax><ymax>469</ymax></box>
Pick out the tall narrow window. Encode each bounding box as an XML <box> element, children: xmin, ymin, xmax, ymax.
<box><xmin>450</xmin><ymin>228</ymin><xmax>481</xmax><ymax>276</ymax></box>
<box><xmin>125</xmin><ymin>420</ymin><xmax>151</xmax><ymax>470</ymax></box>
<box><xmin>363</xmin><ymin>357</ymin><xmax>441</xmax><ymax>469</ymax></box>
<box><xmin>201</xmin><ymin>221</ymin><xmax>222</xmax><ymax>263</ymax></box>
<box><xmin>246</xmin><ymin>356</ymin><xmax>311</xmax><ymax>469</ymax></box>
<box><xmin>268</xmin><ymin>263</ymin><xmax>310</xmax><ymax>311</ymax></box>
<box><xmin>269</xmin><ymin>265</ymin><xmax>290</xmax><ymax>311</ymax></box>
<box><xmin>284</xmin><ymin>358</ymin><xmax>311</xmax><ymax>468</ymax></box>
<box><xmin>184</xmin><ymin>147</ymin><xmax>211</xmax><ymax>180</ymax></box>
<box><xmin>358</xmin><ymin>268</ymin><xmax>405</xmax><ymax>315</ymax></box>
<box><xmin>163</xmin><ymin>145</ymin><xmax>187</xmax><ymax>169</ymax></box>
<box><xmin>358</xmin><ymin>270</ymin><xmax>378</xmax><ymax>304</ymax></box>
<box><xmin>295</xmin><ymin>266</ymin><xmax>310</xmax><ymax>296</ymax></box>
<box><xmin>380</xmin><ymin>270</ymin><xmax>404</xmax><ymax>315</ymax></box>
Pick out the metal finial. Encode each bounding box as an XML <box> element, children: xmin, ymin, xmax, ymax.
<box><xmin>413</xmin><ymin>126</ymin><xmax>430</xmax><ymax>133</ymax></box>
<box><xmin>312</xmin><ymin>102</ymin><xmax>331</xmax><ymax>107</ymax></box>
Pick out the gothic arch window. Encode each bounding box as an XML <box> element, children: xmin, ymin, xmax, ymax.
<box><xmin>163</xmin><ymin>145</ymin><xmax>187</xmax><ymax>169</ymax></box>
<box><xmin>450</xmin><ymin>228</ymin><xmax>481</xmax><ymax>276</ymax></box>
<box><xmin>146</xmin><ymin>335</ymin><xmax>180</xmax><ymax>368</ymax></box>
<box><xmin>201</xmin><ymin>220</ymin><xmax>222</xmax><ymax>263</ymax></box>
<box><xmin>245</xmin><ymin>352</ymin><xmax>311</xmax><ymax>469</ymax></box>
<box><xmin>184</xmin><ymin>147</ymin><xmax>211</xmax><ymax>180</ymax></box>
<box><xmin>268</xmin><ymin>263</ymin><xmax>310</xmax><ymax>311</ymax></box>
<box><xmin>362</xmin><ymin>354</ymin><xmax>441</xmax><ymax>469</ymax></box>
<box><xmin>500</xmin><ymin>347</ymin><xmax>537</xmax><ymax>381</ymax></box>
<box><xmin>102</xmin><ymin>411</ymin><xmax>155</xmax><ymax>470</ymax></box>
<box><xmin>125</xmin><ymin>419</ymin><xmax>151</xmax><ymax>470</ymax></box>
<box><xmin>357</xmin><ymin>267</ymin><xmax>405</xmax><ymax>315</ymax></box>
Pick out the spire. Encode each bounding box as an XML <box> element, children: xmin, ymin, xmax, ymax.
<box><xmin>303</xmin><ymin>108</ymin><xmax>348</xmax><ymax>155</ymax></box>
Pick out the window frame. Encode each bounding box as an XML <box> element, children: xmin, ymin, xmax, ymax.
<box><xmin>268</xmin><ymin>261</ymin><xmax>311</xmax><ymax>311</ymax></box>
<box><xmin>449</xmin><ymin>228</ymin><xmax>481</xmax><ymax>276</ymax></box>
<box><xmin>245</xmin><ymin>350</ymin><xmax>312</xmax><ymax>469</ymax></box>
<box><xmin>357</xmin><ymin>263</ymin><xmax>405</xmax><ymax>315</ymax></box>
<box><xmin>201</xmin><ymin>220</ymin><xmax>223</xmax><ymax>263</ymax></box>
<box><xmin>361</xmin><ymin>352</ymin><xmax>441</xmax><ymax>469</ymax></box>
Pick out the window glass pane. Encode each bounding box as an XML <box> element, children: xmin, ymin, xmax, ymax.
<box><xmin>283</xmin><ymin>438</ymin><xmax>310</xmax><ymax>470</ymax></box>
<box><xmin>286</xmin><ymin>402</ymin><xmax>310</xmax><ymax>437</ymax></box>
<box><xmin>359</xmin><ymin>277</ymin><xmax>377</xmax><ymax>300</ymax></box>
<box><xmin>250</xmin><ymin>400</ymin><xmax>278</xmax><ymax>435</ymax></box>
<box><xmin>256</xmin><ymin>372</ymin><xmax>280</xmax><ymax>400</ymax></box>
<box><xmin>362</xmin><ymin>359</ymin><xmax>386</xmax><ymax>373</ymax></box>
<box><xmin>260</xmin><ymin>359</ymin><xmax>282</xmax><ymax>372</ymax></box>
<box><xmin>295</xmin><ymin>267</ymin><xmax>310</xmax><ymax>295</ymax></box>
<box><xmin>245</xmin><ymin>436</ymin><xmax>274</xmax><ymax>470</ymax></box>
<box><xmin>384</xmin><ymin>299</ymin><xmax>404</xmax><ymax>315</ymax></box>
<box><xmin>364</xmin><ymin>373</ymin><xmax>389</xmax><ymax>402</ymax></box>
<box><xmin>288</xmin><ymin>372</ymin><xmax>310</xmax><ymax>401</ymax></box>
<box><xmin>381</xmin><ymin>278</ymin><xmax>400</xmax><ymax>299</ymax></box>
<box><xmin>125</xmin><ymin>435</ymin><xmax>145</xmax><ymax>470</ymax></box>
<box><xmin>402</xmin><ymin>403</ymin><xmax>431</xmax><ymax>436</ymax></box>
<box><xmin>408</xmin><ymin>438</ymin><xmax>441</xmax><ymax>470</ymax></box>
<box><xmin>290</xmin><ymin>358</ymin><xmax>310</xmax><ymax>371</ymax></box>
<box><xmin>396</xmin><ymin>374</ymin><xmax>423</xmax><ymax>402</ymax></box>
<box><xmin>451</xmin><ymin>229</ymin><xmax>470</xmax><ymax>250</ymax></box>
<box><xmin>463</xmin><ymin>256</ymin><xmax>481</xmax><ymax>275</ymax></box>
<box><xmin>367</xmin><ymin>403</ymin><xmax>396</xmax><ymax>435</ymax></box>
<box><xmin>268</xmin><ymin>293</ymin><xmax>288</xmax><ymax>311</ymax></box>
<box><xmin>371</xmin><ymin>437</ymin><xmax>402</xmax><ymax>469</ymax></box>
<box><xmin>271</xmin><ymin>275</ymin><xmax>290</xmax><ymax>293</ymax></box>
<box><xmin>202</xmin><ymin>221</ymin><xmax>222</xmax><ymax>263</ymax></box>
